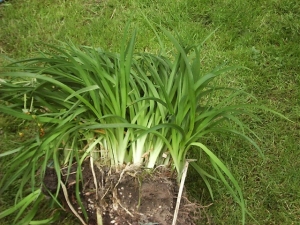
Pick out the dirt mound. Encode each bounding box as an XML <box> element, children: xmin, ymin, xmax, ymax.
<box><xmin>43</xmin><ymin>159</ymin><xmax>198</xmax><ymax>225</ymax></box>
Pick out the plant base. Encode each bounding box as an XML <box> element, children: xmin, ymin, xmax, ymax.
<box><xmin>43</xmin><ymin>160</ymin><xmax>199</xmax><ymax>225</ymax></box>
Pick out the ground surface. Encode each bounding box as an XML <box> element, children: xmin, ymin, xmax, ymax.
<box><xmin>1</xmin><ymin>0</ymin><xmax>299</xmax><ymax>224</ymax></box>
<box><xmin>43</xmin><ymin>160</ymin><xmax>197</xmax><ymax>225</ymax></box>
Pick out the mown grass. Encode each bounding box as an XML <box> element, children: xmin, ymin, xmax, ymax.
<box><xmin>0</xmin><ymin>0</ymin><xmax>299</xmax><ymax>224</ymax></box>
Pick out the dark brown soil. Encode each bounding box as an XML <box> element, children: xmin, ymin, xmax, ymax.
<box><xmin>43</xmin><ymin>159</ymin><xmax>199</xmax><ymax>225</ymax></box>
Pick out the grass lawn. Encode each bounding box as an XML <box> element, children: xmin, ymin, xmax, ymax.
<box><xmin>0</xmin><ymin>0</ymin><xmax>299</xmax><ymax>224</ymax></box>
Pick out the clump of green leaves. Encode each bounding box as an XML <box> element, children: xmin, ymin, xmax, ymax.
<box><xmin>0</xmin><ymin>27</ymin><xmax>286</xmax><ymax>224</ymax></box>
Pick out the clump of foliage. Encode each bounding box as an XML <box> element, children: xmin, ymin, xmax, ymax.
<box><xmin>0</xmin><ymin>27</ymin><xmax>286</xmax><ymax>224</ymax></box>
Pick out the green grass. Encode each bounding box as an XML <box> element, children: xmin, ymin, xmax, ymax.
<box><xmin>0</xmin><ymin>0</ymin><xmax>299</xmax><ymax>224</ymax></box>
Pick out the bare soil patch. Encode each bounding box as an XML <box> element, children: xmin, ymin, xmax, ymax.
<box><xmin>43</xmin><ymin>159</ymin><xmax>199</xmax><ymax>225</ymax></box>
